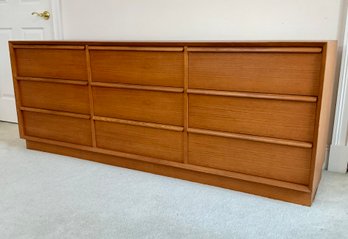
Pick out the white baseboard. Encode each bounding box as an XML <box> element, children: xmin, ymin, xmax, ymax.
<box><xmin>323</xmin><ymin>146</ymin><xmax>330</xmax><ymax>170</ymax></box>
<box><xmin>328</xmin><ymin>145</ymin><xmax>348</xmax><ymax>173</ymax></box>
<box><xmin>0</xmin><ymin>98</ymin><xmax>17</xmax><ymax>123</ymax></box>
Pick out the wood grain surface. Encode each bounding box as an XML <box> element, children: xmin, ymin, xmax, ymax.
<box><xmin>19</xmin><ymin>81</ymin><xmax>90</xmax><ymax>114</ymax></box>
<box><xmin>23</xmin><ymin>111</ymin><xmax>92</xmax><ymax>146</ymax></box>
<box><xmin>89</xmin><ymin>50</ymin><xmax>184</xmax><ymax>87</ymax></box>
<box><xmin>95</xmin><ymin>121</ymin><xmax>183</xmax><ymax>162</ymax></box>
<box><xmin>15</xmin><ymin>48</ymin><xmax>87</xmax><ymax>80</ymax></box>
<box><xmin>188</xmin><ymin>133</ymin><xmax>311</xmax><ymax>184</ymax></box>
<box><xmin>189</xmin><ymin>52</ymin><xmax>322</xmax><ymax>95</ymax></box>
<box><xmin>93</xmin><ymin>87</ymin><xmax>184</xmax><ymax>126</ymax></box>
<box><xmin>189</xmin><ymin>94</ymin><xmax>317</xmax><ymax>142</ymax></box>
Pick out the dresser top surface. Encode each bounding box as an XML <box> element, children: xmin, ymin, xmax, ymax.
<box><xmin>9</xmin><ymin>40</ymin><xmax>333</xmax><ymax>47</ymax></box>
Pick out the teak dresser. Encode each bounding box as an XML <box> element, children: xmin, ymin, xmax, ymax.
<box><xmin>9</xmin><ymin>41</ymin><xmax>337</xmax><ymax>206</ymax></box>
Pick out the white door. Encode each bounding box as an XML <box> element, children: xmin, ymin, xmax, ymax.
<box><xmin>0</xmin><ymin>0</ymin><xmax>54</xmax><ymax>122</ymax></box>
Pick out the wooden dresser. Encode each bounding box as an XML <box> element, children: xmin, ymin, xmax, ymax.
<box><xmin>9</xmin><ymin>41</ymin><xmax>336</xmax><ymax>206</ymax></box>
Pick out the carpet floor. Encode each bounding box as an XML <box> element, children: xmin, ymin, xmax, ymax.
<box><xmin>0</xmin><ymin>122</ymin><xmax>348</xmax><ymax>239</ymax></box>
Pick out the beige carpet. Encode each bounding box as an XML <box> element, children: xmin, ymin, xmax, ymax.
<box><xmin>0</xmin><ymin>122</ymin><xmax>348</xmax><ymax>239</ymax></box>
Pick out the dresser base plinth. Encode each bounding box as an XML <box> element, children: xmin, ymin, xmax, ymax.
<box><xmin>26</xmin><ymin>140</ymin><xmax>313</xmax><ymax>206</ymax></box>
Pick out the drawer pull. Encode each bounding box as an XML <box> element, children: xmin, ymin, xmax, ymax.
<box><xmin>16</xmin><ymin>76</ymin><xmax>88</xmax><ymax>85</ymax></box>
<box><xmin>188</xmin><ymin>89</ymin><xmax>317</xmax><ymax>102</ymax></box>
<box><xmin>12</xmin><ymin>45</ymin><xmax>85</xmax><ymax>50</ymax></box>
<box><xmin>188</xmin><ymin>47</ymin><xmax>322</xmax><ymax>53</ymax></box>
<box><xmin>91</xmin><ymin>82</ymin><xmax>184</xmax><ymax>93</ymax></box>
<box><xmin>94</xmin><ymin>116</ymin><xmax>184</xmax><ymax>132</ymax></box>
<box><xmin>188</xmin><ymin>128</ymin><xmax>313</xmax><ymax>148</ymax></box>
<box><xmin>89</xmin><ymin>46</ymin><xmax>184</xmax><ymax>52</ymax></box>
<box><xmin>20</xmin><ymin>107</ymin><xmax>91</xmax><ymax>119</ymax></box>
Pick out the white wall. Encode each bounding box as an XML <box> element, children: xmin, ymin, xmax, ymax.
<box><xmin>60</xmin><ymin>0</ymin><xmax>342</xmax><ymax>41</ymax></box>
<box><xmin>329</xmin><ymin>3</ymin><xmax>348</xmax><ymax>173</ymax></box>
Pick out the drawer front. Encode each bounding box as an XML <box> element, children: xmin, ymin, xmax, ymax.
<box><xmin>96</xmin><ymin>121</ymin><xmax>183</xmax><ymax>162</ymax></box>
<box><xmin>188</xmin><ymin>133</ymin><xmax>311</xmax><ymax>184</ymax></box>
<box><xmin>19</xmin><ymin>81</ymin><xmax>90</xmax><ymax>114</ymax></box>
<box><xmin>23</xmin><ymin>111</ymin><xmax>92</xmax><ymax>146</ymax></box>
<box><xmin>93</xmin><ymin>87</ymin><xmax>183</xmax><ymax>126</ymax></box>
<box><xmin>189</xmin><ymin>52</ymin><xmax>322</xmax><ymax>95</ymax></box>
<box><xmin>89</xmin><ymin>50</ymin><xmax>184</xmax><ymax>87</ymax></box>
<box><xmin>189</xmin><ymin>95</ymin><xmax>316</xmax><ymax>142</ymax></box>
<box><xmin>15</xmin><ymin>48</ymin><xmax>87</xmax><ymax>80</ymax></box>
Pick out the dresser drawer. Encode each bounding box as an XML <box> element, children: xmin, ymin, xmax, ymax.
<box><xmin>15</xmin><ymin>47</ymin><xmax>87</xmax><ymax>81</ymax></box>
<box><xmin>95</xmin><ymin>121</ymin><xmax>183</xmax><ymax>162</ymax></box>
<box><xmin>89</xmin><ymin>49</ymin><xmax>184</xmax><ymax>87</ymax></box>
<box><xmin>23</xmin><ymin>111</ymin><xmax>92</xmax><ymax>146</ymax></box>
<box><xmin>189</xmin><ymin>95</ymin><xmax>316</xmax><ymax>142</ymax></box>
<box><xmin>188</xmin><ymin>133</ymin><xmax>311</xmax><ymax>184</ymax></box>
<box><xmin>189</xmin><ymin>52</ymin><xmax>322</xmax><ymax>95</ymax></box>
<box><xmin>19</xmin><ymin>81</ymin><xmax>90</xmax><ymax>114</ymax></box>
<box><xmin>93</xmin><ymin>87</ymin><xmax>183</xmax><ymax>126</ymax></box>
